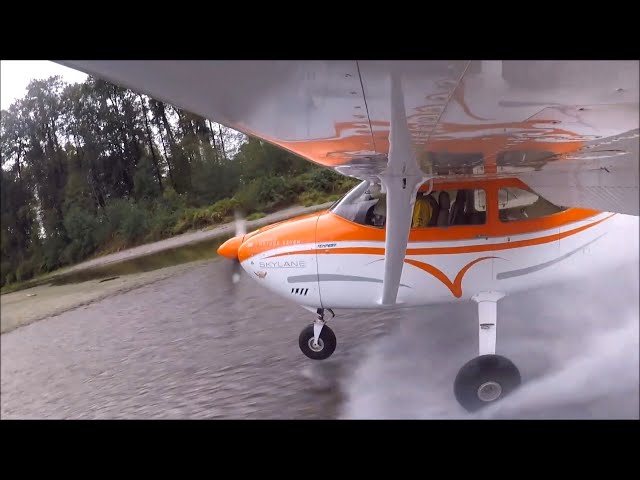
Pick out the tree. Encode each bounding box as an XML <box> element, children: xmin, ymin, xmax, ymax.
<box><xmin>0</xmin><ymin>72</ymin><xmax>354</xmax><ymax>288</ymax></box>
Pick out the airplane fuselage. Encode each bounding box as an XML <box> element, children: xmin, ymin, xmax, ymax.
<box><xmin>223</xmin><ymin>177</ymin><xmax>639</xmax><ymax>311</ymax></box>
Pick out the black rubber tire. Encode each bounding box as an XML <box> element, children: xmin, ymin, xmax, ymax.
<box><xmin>298</xmin><ymin>324</ymin><xmax>337</xmax><ymax>360</ymax></box>
<box><xmin>453</xmin><ymin>354</ymin><xmax>521</xmax><ymax>412</ymax></box>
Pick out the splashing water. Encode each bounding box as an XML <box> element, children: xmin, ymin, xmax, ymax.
<box><xmin>339</xmin><ymin>261</ymin><xmax>639</xmax><ymax>420</ymax></box>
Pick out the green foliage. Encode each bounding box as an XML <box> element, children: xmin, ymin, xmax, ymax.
<box><xmin>62</xmin><ymin>207</ymin><xmax>100</xmax><ymax>263</ymax></box>
<box><xmin>41</xmin><ymin>235</ymin><xmax>68</xmax><ymax>272</ymax></box>
<box><xmin>119</xmin><ymin>203</ymin><xmax>149</xmax><ymax>243</ymax></box>
<box><xmin>234</xmin><ymin>175</ymin><xmax>301</xmax><ymax>213</ymax></box>
<box><xmin>4</xmin><ymin>270</ymin><xmax>15</xmax><ymax>286</ymax></box>
<box><xmin>159</xmin><ymin>186</ymin><xmax>188</xmax><ymax>213</ymax></box>
<box><xmin>144</xmin><ymin>204</ymin><xmax>179</xmax><ymax>242</ymax></box>
<box><xmin>298</xmin><ymin>168</ymin><xmax>339</xmax><ymax>193</ymax></box>
<box><xmin>298</xmin><ymin>190</ymin><xmax>326</xmax><ymax>207</ymax></box>
<box><xmin>133</xmin><ymin>153</ymin><xmax>161</xmax><ymax>200</ymax></box>
<box><xmin>172</xmin><ymin>197</ymin><xmax>241</xmax><ymax>235</ymax></box>
<box><xmin>101</xmin><ymin>200</ymin><xmax>132</xmax><ymax>241</ymax></box>
<box><xmin>211</xmin><ymin>197</ymin><xmax>241</xmax><ymax>218</ymax></box>
<box><xmin>0</xmin><ymin>74</ymin><xmax>359</xmax><ymax>288</ymax></box>
<box><xmin>246</xmin><ymin>212</ymin><xmax>266</xmax><ymax>221</ymax></box>
<box><xmin>15</xmin><ymin>259</ymin><xmax>35</xmax><ymax>283</ymax></box>
<box><xmin>190</xmin><ymin>157</ymin><xmax>239</xmax><ymax>206</ymax></box>
<box><xmin>232</xmin><ymin>180</ymin><xmax>260</xmax><ymax>213</ymax></box>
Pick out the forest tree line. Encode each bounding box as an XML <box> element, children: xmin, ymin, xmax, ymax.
<box><xmin>0</xmin><ymin>76</ymin><xmax>357</xmax><ymax>287</ymax></box>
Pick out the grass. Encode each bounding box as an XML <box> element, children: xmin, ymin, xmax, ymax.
<box><xmin>298</xmin><ymin>191</ymin><xmax>341</xmax><ymax>207</ymax></box>
<box><xmin>51</xmin><ymin>235</ymin><xmax>231</xmax><ymax>286</ymax></box>
<box><xmin>1</xmin><ymin>234</ymin><xmax>232</xmax><ymax>295</ymax></box>
<box><xmin>1</xmin><ymin>272</ymin><xmax>59</xmax><ymax>295</ymax></box>
<box><xmin>247</xmin><ymin>212</ymin><xmax>266</xmax><ymax>221</ymax></box>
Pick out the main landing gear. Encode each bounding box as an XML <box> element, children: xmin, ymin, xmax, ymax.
<box><xmin>454</xmin><ymin>292</ymin><xmax>521</xmax><ymax>412</ymax></box>
<box><xmin>299</xmin><ymin>308</ymin><xmax>336</xmax><ymax>360</ymax></box>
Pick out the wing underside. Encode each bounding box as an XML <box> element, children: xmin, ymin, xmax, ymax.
<box><xmin>57</xmin><ymin>60</ymin><xmax>639</xmax><ymax>215</ymax></box>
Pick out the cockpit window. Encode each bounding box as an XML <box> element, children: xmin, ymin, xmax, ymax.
<box><xmin>412</xmin><ymin>188</ymin><xmax>487</xmax><ymax>228</ymax></box>
<box><xmin>498</xmin><ymin>187</ymin><xmax>567</xmax><ymax>222</ymax></box>
<box><xmin>330</xmin><ymin>180</ymin><xmax>386</xmax><ymax>228</ymax></box>
<box><xmin>330</xmin><ymin>180</ymin><xmax>567</xmax><ymax>228</ymax></box>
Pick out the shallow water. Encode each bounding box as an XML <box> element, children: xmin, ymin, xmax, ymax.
<box><xmin>2</xmin><ymin>258</ymin><xmax>637</xmax><ymax>419</ymax></box>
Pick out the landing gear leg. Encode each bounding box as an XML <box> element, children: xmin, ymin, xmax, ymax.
<box><xmin>454</xmin><ymin>292</ymin><xmax>521</xmax><ymax>412</ymax></box>
<box><xmin>299</xmin><ymin>308</ymin><xmax>336</xmax><ymax>360</ymax></box>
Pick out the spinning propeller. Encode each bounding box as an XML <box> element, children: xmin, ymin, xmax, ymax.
<box><xmin>220</xmin><ymin>209</ymin><xmax>247</xmax><ymax>286</ymax></box>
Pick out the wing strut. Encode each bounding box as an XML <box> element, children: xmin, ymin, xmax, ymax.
<box><xmin>378</xmin><ymin>74</ymin><xmax>427</xmax><ymax>305</ymax></box>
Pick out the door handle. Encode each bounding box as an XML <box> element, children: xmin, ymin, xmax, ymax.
<box><xmin>476</xmin><ymin>234</ymin><xmax>489</xmax><ymax>240</ymax></box>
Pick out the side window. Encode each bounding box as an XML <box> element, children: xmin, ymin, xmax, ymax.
<box><xmin>412</xmin><ymin>188</ymin><xmax>487</xmax><ymax>228</ymax></box>
<box><xmin>498</xmin><ymin>187</ymin><xmax>566</xmax><ymax>222</ymax></box>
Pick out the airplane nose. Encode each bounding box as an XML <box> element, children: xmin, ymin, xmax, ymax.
<box><xmin>217</xmin><ymin>235</ymin><xmax>244</xmax><ymax>260</ymax></box>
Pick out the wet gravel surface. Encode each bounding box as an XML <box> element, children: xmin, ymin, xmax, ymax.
<box><xmin>1</xmin><ymin>260</ymin><xmax>391</xmax><ymax>419</ymax></box>
<box><xmin>2</xmin><ymin>259</ymin><xmax>638</xmax><ymax>419</ymax></box>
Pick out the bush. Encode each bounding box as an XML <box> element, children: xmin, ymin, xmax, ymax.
<box><xmin>63</xmin><ymin>207</ymin><xmax>100</xmax><ymax>262</ymax></box>
<box><xmin>145</xmin><ymin>205</ymin><xmax>179</xmax><ymax>242</ymax></box>
<box><xmin>299</xmin><ymin>168</ymin><xmax>338</xmax><ymax>193</ymax></box>
<box><xmin>15</xmin><ymin>260</ymin><xmax>35</xmax><ymax>283</ymax></box>
<box><xmin>298</xmin><ymin>190</ymin><xmax>324</xmax><ymax>207</ymax></box>
<box><xmin>102</xmin><ymin>199</ymin><xmax>132</xmax><ymax>239</ymax></box>
<box><xmin>41</xmin><ymin>235</ymin><xmax>67</xmax><ymax>272</ymax></box>
<box><xmin>285</xmin><ymin>175</ymin><xmax>307</xmax><ymax>195</ymax></box>
<box><xmin>210</xmin><ymin>197</ymin><xmax>240</xmax><ymax>218</ymax></box>
<box><xmin>172</xmin><ymin>207</ymin><xmax>218</xmax><ymax>235</ymax></box>
<box><xmin>169</xmin><ymin>197</ymin><xmax>245</xmax><ymax>235</ymax></box>
<box><xmin>119</xmin><ymin>203</ymin><xmax>149</xmax><ymax>243</ymax></box>
<box><xmin>0</xmin><ymin>163</ymin><xmax>359</xmax><ymax>287</ymax></box>
<box><xmin>233</xmin><ymin>180</ymin><xmax>260</xmax><ymax>213</ymax></box>
<box><xmin>262</xmin><ymin>176</ymin><xmax>297</xmax><ymax>209</ymax></box>
<box><xmin>234</xmin><ymin>176</ymin><xmax>298</xmax><ymax>213</ymax></box>
<box><xmin>1</xmin><ymin>261</ymin><xmax>11</xmax><ymax>286</ymax></box>
<box><xmin>159</xmin><ymin>186</ymin><xmax>187</xmax><ymax>213</ymax></box>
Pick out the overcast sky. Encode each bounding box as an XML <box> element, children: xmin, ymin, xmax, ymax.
<box><xmin>1</xmin><ymin>60</ymin><xmax>87</xmax><ymax>110</ymax></box>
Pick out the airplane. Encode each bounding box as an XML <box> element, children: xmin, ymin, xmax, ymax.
<box><xmin>56</xmin><ymin>60</ymin><xmax>639</xmax><ymax>412</ymax></box>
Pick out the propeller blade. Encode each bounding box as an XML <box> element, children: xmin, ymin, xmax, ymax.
<box><xmin>234</xmin><ymin>208</ymin><xmax>246</xmax><ymax>236</ymax></box>
<box><xmin>230</xmin><ymin>208</ymin><xmax>246</xmax><ymax>285</ymax></box>
<box><xmin>231</xmin><ymin>259</ymin><xmax>242</xmax><ymax>284</ymax></box>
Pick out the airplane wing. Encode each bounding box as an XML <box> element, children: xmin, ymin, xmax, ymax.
<box><xmin>55</xmin><ymin>60</ymin><xmax>639</xmax><ymax>306</ymax></box>
<box><xmin>56</xmin><ymin>60</ymin><xmax>639</xmax><ymax>216</ymax></box>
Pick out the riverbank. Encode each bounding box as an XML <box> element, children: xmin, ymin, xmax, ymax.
<box><xmin>1</xmin><ymin>201</ymin><xmax>332</xmax><ymax>296</ymax></box>
<box><xmin>0</xmin><ymin>202</ymin><xmax>333</xmax><ymax>333</ymax></box>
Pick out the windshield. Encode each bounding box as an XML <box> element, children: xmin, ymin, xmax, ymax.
<box><xmin>330</xmin><ymin>180</ymin><xmax>386</xmax><ymax>227</ymax></box>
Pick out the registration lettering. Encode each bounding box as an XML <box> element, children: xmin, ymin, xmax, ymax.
<box><xmin>259</xmin><ymin>260</ymin><xmax>306</xmax><ymax>269</ymax></box>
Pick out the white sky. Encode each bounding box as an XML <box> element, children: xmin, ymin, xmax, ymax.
<box><xmin>1</xmin><ymin>60</ymin><xmax>246</xmax><ymax>156</ymax></box>
<box><xmin>1</xmin><ymin>60</ymin><xmax>87</xmax><ymax>110</ymax></box>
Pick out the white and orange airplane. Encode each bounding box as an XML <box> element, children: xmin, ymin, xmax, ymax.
<box><xmin>57</xmin><ymin>60</ymin><xmax>639</xmax><ymax>412</ymax></box>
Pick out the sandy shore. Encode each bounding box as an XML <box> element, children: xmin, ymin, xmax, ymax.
<box><xmin>0</xmin><ymin>260</ymin><xmax>211</xmax><ymax>334</ymax></box>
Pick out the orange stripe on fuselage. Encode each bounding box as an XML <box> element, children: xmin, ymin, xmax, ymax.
<box><xmin>238</xmin><ymin>177</ymin><xmax>604</xmax><ymax>262</ymax></box>
<box><xmin>266</xmin><ymin>213</ymin><xmax>615</xmax><ymax>259</ymax></box>
<box><xmin>404</xmin><ymin>256</ymin><xmax>497</xmax><ymax>298</ymax></box>
<box><xmin>268</xmin><ymin>247</ymin><xmax>383</xmax><ymax>258</ymax></box>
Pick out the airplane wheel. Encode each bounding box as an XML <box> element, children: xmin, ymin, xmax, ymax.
<box><xmin>454</xmin><ymin>354</ymin><xmax>521</xmax><ymax>412</ymax></box>
<box><xmin>299</xmin><ymin>324</ymin><xmax>336</xmax><ymax>360</ymax></box>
